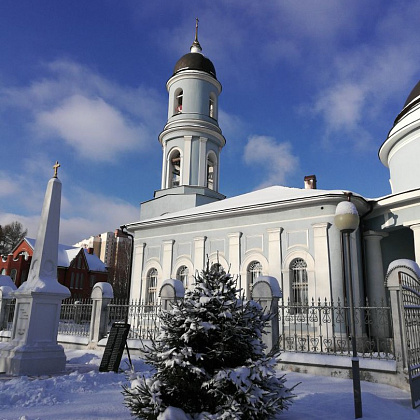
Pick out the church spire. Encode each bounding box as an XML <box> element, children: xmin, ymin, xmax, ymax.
<box><xmin>190</xmin><ymin>18</ymin><xmax>202</xmax><ymax>53</ymax></box>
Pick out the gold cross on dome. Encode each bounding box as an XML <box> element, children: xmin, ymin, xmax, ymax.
<box><xmin>53</xmin><ymin>161</ymin><xmax>61</xmax><ymax>178</ymax></box>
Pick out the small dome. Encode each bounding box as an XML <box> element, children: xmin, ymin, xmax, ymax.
<box><xmin>404</xmin><ymin>80</ymin><xmax>420</xmax><ymax>107</ymax></box>
<box><xmin>394</xmin><ymin>79</ymin><xmax>420</xmax><ymax>124</ymax></box>
<box><xmin>173</xmin><ymin>52</ymin><xmax>217</xmax><ymax>78</ymax></box>
<box><xmin>172</xmin><ymin>20</ymin><xmax>217</xmax><ymax>79</ymax></box>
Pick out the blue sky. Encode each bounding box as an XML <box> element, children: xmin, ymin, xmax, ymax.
<box><xmin>0</xmin><ymin>1</ymin><xmax>419</xmax><ymax>245</ymax></box>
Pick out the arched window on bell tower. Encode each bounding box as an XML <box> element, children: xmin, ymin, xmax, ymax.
<box><xmin>206</xmin><ymin>151</ymin><xmax>217</xmax><ymax>190</ymax></box>
<box><xmin>167</xmin><ymin>148</ymin><xmax>182</xmax><ymax>188</ymax></box>
<box><xmin>209</xmin><ymin>94</ymin><xmax>215</xmax><ymax>119</ymax></box>
<box><xmin>174</xmin><ymin>88</ymin><xmax>183</xmax><ymax>115</ymax></box>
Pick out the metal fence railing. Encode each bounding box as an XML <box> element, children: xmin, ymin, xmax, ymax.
<box><xmin>58</xmin><ymin>298</ymin><xmax>93</xmax><ymax>337</ymax></box>
<box><xmin>4</xmin><ymin>293</ymin><xmax>395</xmax><ymax>362</ymax></box>
<box><xmin>107</xmin><ymin>299</ymin><xmax>161</xmax><ymax>341</ymax></box>
<box><xmin>1</xmin><ymin>298</ymin><xmax>15</xmax><ymax>332</ymax></box>
<box><xmin>279</xmin><ymin>297</ymin><xmax>394</xmax><ymax>360</ymax></box>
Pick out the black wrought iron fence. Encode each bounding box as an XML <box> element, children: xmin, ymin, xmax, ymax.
<box><xmin>279</xmin><ymin>297</ymin><xmax>394</xmax><ymax>360</ymax></box>
<box><xmin>58</xmin><ymin>298</ymin><xmax>93</xmax><ymax>336</ymax></box>
<box><xmin>107</xmin><ymin>299</ymin><xmax>161</xmax><ymax>341</ymax></box>
<box><xmin>2</xmin><ymin>298</ymin><xmax>15</xmax><ymax>331</ymax></box>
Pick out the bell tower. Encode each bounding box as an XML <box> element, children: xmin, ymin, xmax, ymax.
<box><xmin>140</xmin><ymin>20</ymin><xmax>226</xmax><ymax>220</ymax></box>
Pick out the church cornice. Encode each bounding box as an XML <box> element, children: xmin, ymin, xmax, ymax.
<box><xmin>167</xmin><ymin>70</ymin><xmax>222</xmax><ymax>94</ymax></box>
<box><xmin>159</xmin><ymin>124</ymin><xmax>226</xmax><ymax>147</ymax></box>
<box><xmin>126</xmin><ymin>193</ymin><xmax>369</xmax><ymax>231</ymax></box>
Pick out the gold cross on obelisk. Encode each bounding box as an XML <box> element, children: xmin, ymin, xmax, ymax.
<box><xmin>53</xmin><ymin>161</ymin><xmax>61</xmax><ymax>178</ymax></box>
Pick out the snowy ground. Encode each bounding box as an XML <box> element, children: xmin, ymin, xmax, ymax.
<box><xmin>0</xmin><ymin>349</ymin><xmax>419</xmax><ymax>420</ymax></box>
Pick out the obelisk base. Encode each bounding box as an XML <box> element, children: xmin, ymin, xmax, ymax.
<box><xmin>0</xmin><ymin>290</ymin><xmax>69</xmax><ymax>376</ymax></box>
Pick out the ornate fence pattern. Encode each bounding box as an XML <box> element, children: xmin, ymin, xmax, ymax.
<box><xmin>279</xmin><ymin>297</ymin><xmax>394</xmax><ymax>360</ymax></box>
<box><xmin>2</xmin><ymin>298</ymin><xmax>15</xmax><ymax>332</ymax></box>
<box><xmin>107</xmin><ymin>299</ymin><xmax>161</xmax><ymax>341</ymax></box>
<box><xmin>58</xmin><ymin>298</ymin><xmax>93</xmax><ymax>336</ymax></box>
<box><xmin>4</xmin><ymin>292</ymin><xmax>394</xmax><ymax>362</ymax></box>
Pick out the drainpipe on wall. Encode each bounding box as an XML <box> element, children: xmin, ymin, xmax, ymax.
<box><xmin>120</xmin><ymin>225</ymin><xmax>134</xmax><ymax>302</ymax></box>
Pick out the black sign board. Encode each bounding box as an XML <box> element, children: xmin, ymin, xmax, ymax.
<box><xmin>99</xmin><ymin>322</ymin><xmax>131</xmax><ymax>373</ymax></box>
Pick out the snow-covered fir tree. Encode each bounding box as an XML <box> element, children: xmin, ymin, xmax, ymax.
<box><xmin>123</xmin><ymin>263</ymin><xmax>295</xmax><ymax>419</ymax></box>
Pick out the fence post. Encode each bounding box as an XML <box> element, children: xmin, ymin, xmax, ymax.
<box><xmin>159</xmin><ymin>279</ymin><xmax>184</xmax><ymax>310</ymax></box>
<box><xmin>89</xmin><ymin>282</ymin><xmax>114</xmax><ymax>347</ymax></box>
<box><xmin>384</xmin><ymin>260</ymin><xmax>416</xmax><ymax>370</ymax></box>
<box><xmin>252</xmin><ymin>276</ymin><xmax>282</xmax><ymax>353</ymax></box>
<box><xmin>0</xmin><ymin>286</ymin><xmax>14</xmax><ymax>331</ymax></box>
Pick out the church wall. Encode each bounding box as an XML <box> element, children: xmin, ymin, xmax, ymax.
<box><xmin>386</xmin><ymin>129</ymin><xmax>420</xmax><ymax>194</ymax></box>
<box><xmin>381</xmin><ymin>228</ymin><xmax>414</xmax><ymax>275</ymax></box>
<box><xmin>130</xmin><ymin>201</ymin><xmax>350</xmax><ymax>303</ymax></box>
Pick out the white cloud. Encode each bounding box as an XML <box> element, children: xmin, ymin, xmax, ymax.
<box><xmin>243</xmin><ymin>136</ymin><xmax>299</xmax><ymax>188</ymax></box>
<box><xmin>59</xmin><ymin>186</ymin><xmax>139</xmax><ymax>245</ymax></box>
<box><xmin>36</xmin><ymin>95</ymin><xmax>146</xmax><ymax>161</ymax></box>
<box><xmin>306</xmin><ymin>8</ymin><xmax>420</xmax><ymax>149</ymax></box>
<box><xmin>0</xmin><ymin>172</ymin><xmax>20</xmax><ymax>198</ymax></box>
<box><xmin>0</xmin><ymin>59</ymin><xmax>164</xmax><ymax>162</ymax></box>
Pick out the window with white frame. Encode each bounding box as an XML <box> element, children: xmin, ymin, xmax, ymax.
<box><xmin>168</xmin><ymin>150</ymin><xmax>181</xmax><ymax>188</ymax></box>
<box><xmin>247</xmin><ymin>261</ymin><xmax>262</xmax><ymax>293</ymax></box>
<box><xmin>176</xmin><ymin>265</ymin><xmax>189</xmax><ymax>288</ymax></box>
<box><xmin>290</xmin><ymin>258</ymin><xmax>308</xmax><ymax>313</ymax></box>
<box><xmin>147</xmin><ymin>268</ymin><xmax>158</xmax><ymax>304</ymax></box>
<box><xmin>209</xmin><ymin>95</ymin><xmax>215</xmax><ymax>118</ymax></box>
<box><xmin>211</xmin><ymin>262</ymin><xmax>224</xmax><ymax>273</ymax></box>
<box><xmin>207</xmin><ymin>154</ymin><xmax>216</xmax><ymax>190</ymax></box>
<box><xmin>175</xmin><ymin>89</ymin><xmax>183</xmax><ymax>114</ymax></box>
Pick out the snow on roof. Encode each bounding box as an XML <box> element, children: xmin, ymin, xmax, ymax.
<box><xmin>0</xmin><ymin>275</ymin><xmax>17</xmax><ymax>290</ymax></box>
<box><xmin>387</xmin><ymin>259</ymin><xmax>420</xmax><ymax>279</ymax></box>
<box><xmin>133</xmin><ymin>185</ymin><xmax>365</xmax><ymax>225</ymax></box>
<box><xmin>25</xmin><ymin>238</ymin><xmax>106</xmax><ymax>272</ymax></box>
<box><xmin>83</xmin><ymin>249</ymin><xmax>107</xmax><ymax>272</ymax></box>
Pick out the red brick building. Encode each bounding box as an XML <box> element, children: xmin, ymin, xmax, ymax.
<box><xmin>0</xmin><ymin>238</ymin><xmax>108</xmax><ymax>298</ymax></box>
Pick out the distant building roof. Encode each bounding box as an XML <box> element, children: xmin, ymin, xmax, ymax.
<box><xmin>24</xmin><ymin>238</ymin><xmax>107</xmax><ymax>272</ymax></box>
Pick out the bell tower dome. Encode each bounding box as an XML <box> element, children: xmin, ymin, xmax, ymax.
<box><xmin>140</xmin><ymin>20</ymin><xmax>226</xmax><ymax>220</ymax></box>
<box><xmin>379</xmin><ymin>80</ymin><xmax>420</xmax><ymax>194</ymax></box>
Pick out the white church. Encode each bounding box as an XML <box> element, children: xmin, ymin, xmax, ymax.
<box><xmin>124</xmin><ymin>26</ymin><xmax>420</xmax><ymax>322</ymax></box>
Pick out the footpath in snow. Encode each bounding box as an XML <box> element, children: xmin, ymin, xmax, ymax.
<box><xmin>0</xmin><ymin>349</ymin><xmax>419</xmax><ymax>419</ymax></box>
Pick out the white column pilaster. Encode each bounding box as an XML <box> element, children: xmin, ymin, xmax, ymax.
<box><xmin>130</xmin><ymin>242</ymin><xmax>145</xmax><ymax>301</ymax></box>
<box><xmin>363</xmin><ymin>230</ymin><xmax>388</xmax><ymax>305</ymax></box>
<box><xmin>198</xmin><ymin>137</ymin><xmax>207</xmax><ymax>187</ymax></box>
<box><xmin>410</xmin><ymin>224</ymin><xmax>420</xmax><ymax>265</ymax></box>
<box><xmin>312</xmin><ymin>222</ymin><xmax>331</xmax><ymax>300</ymax></box>
<box><xmin>161</xmin><ymin>141</ymin><xmax>167</xmax><ymax>189</ymax></box>
<box><xmin>228</xmin><ymin>232</ymin><xmax>242</xmax><ymax>282</ymax></box>
<box><xmin>267</xmin><ymin>228</ymin><xmax>283</xmax><ymax>281</ymax></box>
<box><xmin>182</xmin><ymin>135</ymin><xmax>192</xmax><ymax>186</ymax></box>
<box><xmin>162</xmin><ymin>240</ymin><xmax>174</xmax><ymax>280</ymax></box>
<box><xmin>194</xmin><ymin>236</ymin><xmax>207</xmax><ymax>272</ymax></box>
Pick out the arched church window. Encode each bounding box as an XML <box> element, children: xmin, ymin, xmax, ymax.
<box><xmin>211</xmin><ymin>262</ymin><xmax>224</xmax><ymax>273</ymax></box>
<box><xmin>168</xmin><ymin>150</ymin><xmax>181</xmax><ymax>188</ymax></box>
<box><xmin>175</xmin><ymin>89</ymin><xmax>183</xmax><ymax>114</ymax></box>
<box><xmin>206</xmin><ymin>153</ymin><xmax>216</xmax><ymax>190</ymax></box>
<box><xmin>10</xmin><ymin>269</ymin><xmax>17</xmax><ymax>283</ymax></box>
<box><xmin>146</xmin><ymin>268</ymin><xmax>158</xmax><ymax>304</ymax></box>
<box><xmin>290</xmin><ymin>258</ymin><xmax>308</xmax><ymax>313</ymax></box>
<box><xmin>247</xmin><ymin>261</ymin><xmax>262</xmax><ymax>295</ymax></box>
<box><xmin>176</xmin><ymin>265</ymin><xmax>189</xmax><ymax>288</ymax></box>
<box><xmin>209</xmin><ymin>96</ymin><xmax>215</xmax><ymax>118</ymax></box>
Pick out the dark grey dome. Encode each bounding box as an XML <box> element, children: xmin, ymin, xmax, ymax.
<box><xmin>173</xmin><ymin>52</ymin><xmax>217</xmax><ymax>79</ymax></box>
<box><xmin>404</xmin><ymin>80</ymin><xmax>420</xmax><ymax>107</ymax></box>
<box><xmin>394</xmin><ymin>80</ymin><xmax>420</xmax><ymax>124</ymax></box>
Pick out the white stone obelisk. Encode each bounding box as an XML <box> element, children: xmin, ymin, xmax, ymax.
<box><xmin>0</xmin><ymin>162</ymin><xmax>71</xmax><ymax>376</ymax></box>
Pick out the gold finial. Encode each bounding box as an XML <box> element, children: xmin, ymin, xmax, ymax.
<box><xmin>53</xmin><ymin>161</ymin><xmax>61</xmax><ymax>178</ymax></box>
<box><xmin>195</xmin><ymin>17</ymin><xmax>199</xmax><ymax>42</ymax></box>
<box><xmin>191</xmin><ymin>18</ymin><xmax>202</xmax><ymax>52</ymax></box>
